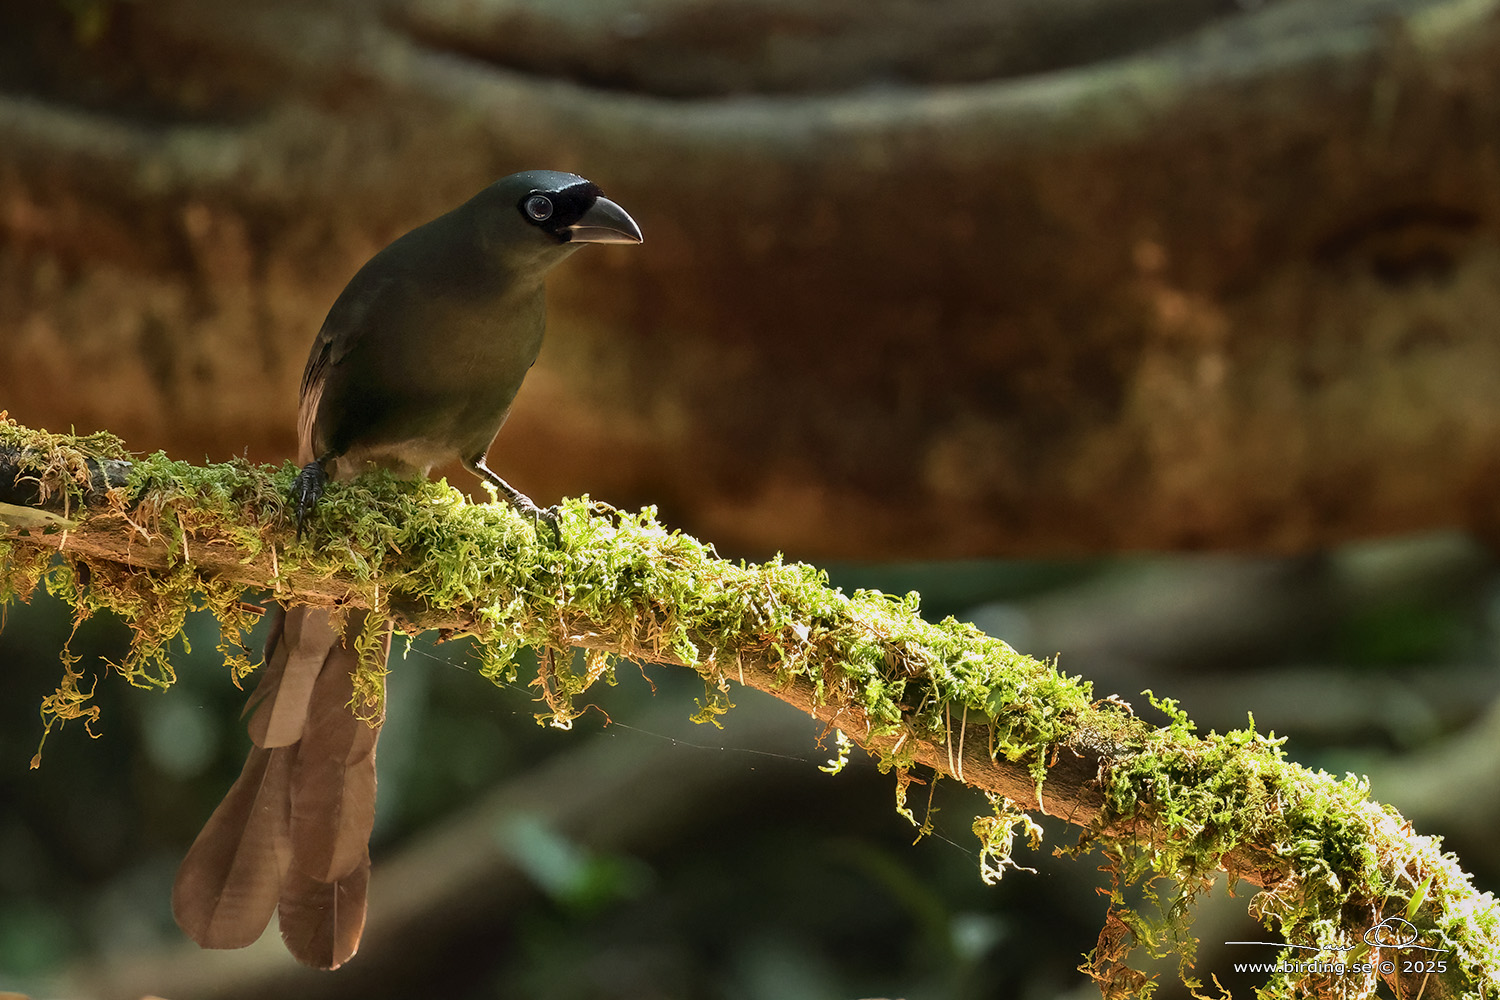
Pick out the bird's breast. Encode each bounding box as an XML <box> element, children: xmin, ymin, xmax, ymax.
<box><xmin>382</xmin><ymin>284</ymin><xmax>544</xmax><ymax>392</ymax></box>
<box><xmin>316</xmin><ymin>281</ymin><xmax>547</xmax><ymax>474</ymax></box>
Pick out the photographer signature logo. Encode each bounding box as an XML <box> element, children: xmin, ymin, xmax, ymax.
<box><xmin>1226</xmin><ymin>916</ymin><xmax>1449</xmax><ymax>977</ymax></box>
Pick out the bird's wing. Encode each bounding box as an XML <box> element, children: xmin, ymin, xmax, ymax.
<box><xmin>297</xmin><ymin>274</ymin><xmax>402</xmax><ymax>464</ymax></box>
<box><xmin>302</xmin><ymin>274</ymin><xmax>397</xmax><ymax>390</ymax></box>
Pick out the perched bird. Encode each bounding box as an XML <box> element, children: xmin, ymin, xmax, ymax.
<box><xmin>172</xmin><ymin>170</ymin><xmax>642</xmax><ymax>969</ymax></box>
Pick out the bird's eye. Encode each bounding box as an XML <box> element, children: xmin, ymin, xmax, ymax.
<box><xmin>524</xmin><ymin>194</ymin><xmax>554</xmax><ymax>222</ymax></box>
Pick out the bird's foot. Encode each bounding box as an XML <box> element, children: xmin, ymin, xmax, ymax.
<box><xmin>538</xmin><ymin>504</ymin><xmax>562</xmax><ymax>539</ymax></box>
<box><xmin>464</xmin><ymin>457</ymin><xmax>561</xmax><ymax>543</ymax></box>
<box><xmin>292</xmin><ymin>462</ymin><xmax>328</xmax><ymax>539</ymax></box>
<box><xmin>511</xmin><ymin>496</ymin><xmax>561</xmax><ymax>543</ymax></box>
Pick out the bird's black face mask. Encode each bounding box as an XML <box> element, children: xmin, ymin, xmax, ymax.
<box><xmin>517</xmin><ymin>180</ymin><xmax>643</xmax><ymax>245</ymax></box>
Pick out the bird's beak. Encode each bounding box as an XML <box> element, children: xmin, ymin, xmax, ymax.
<box><xmin>567</xmin><ymin>196</ymin><xmax>643</xmax><ymax>244</ymax></box>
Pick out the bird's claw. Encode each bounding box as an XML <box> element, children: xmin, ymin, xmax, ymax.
<box><xmin>507</xmin><ymin>496</ymin><xmax>561</xmax><ymax>543</ymax></box>
<box><xmin>526</xmin><ymin>502</ymin><xmax>562</xmax><ymax>544</ymax></box>
<box><xmin>292</xmin><ymin>462</ymin><xmax>328</xmax><ymax>539</ymax></box>
<box><xmin>540</xmin><ymin>504</ymin><xmax>562</xmax><ymax>532</ymax></box>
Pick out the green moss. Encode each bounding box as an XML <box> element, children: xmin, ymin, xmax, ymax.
<box><xmin>0</xmin><ymin>415</ymin><xmax>131</xmax><ymax>518</ymax></box>
<box><xmin>4</xmin><ymin>419</ymin><xmax>1500</xmax><ymax>998</ymax></box>
<box><xmin>973</xmin><ymin>793</ymin><xmax>1044</xmax><ymax>884</ymax></box>
<box><xmin>1078</xmin><ymin>704</ymin><xmax>1500</xmax><ymax>998</ymax></box>
<box><xmin>3</xmin><ymin>423</ymin><xmax>1097</xmax><ymax>835</ymax></box>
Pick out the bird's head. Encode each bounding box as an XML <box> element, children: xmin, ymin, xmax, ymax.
<box><xmin>474</xmin><ymin>170</ymin><xmax>642</xmax><ymax>272</ymax></box>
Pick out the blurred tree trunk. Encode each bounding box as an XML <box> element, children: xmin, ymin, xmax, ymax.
<box><xmin>4</xmin><ymin>0</ymin><xmax>1500</xmax><ymax>558</ymax></box>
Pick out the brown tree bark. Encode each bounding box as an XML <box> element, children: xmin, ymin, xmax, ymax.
<box><xmin>4</xmin><ymin>0</ymin><xmax>1500</xmax><ymax>558</ymax></box>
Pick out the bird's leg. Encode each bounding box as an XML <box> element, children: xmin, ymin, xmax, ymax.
<box><xmin>465</xmin><ymin>455</ymin><xmax>560</xmax><ymax>535</ymax></box>
<box><xmin>292</xmin><ymin>461</ymin><xmax>329</xmax><ymax>539</ymax></box>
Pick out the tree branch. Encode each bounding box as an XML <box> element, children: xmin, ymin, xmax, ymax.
<box><xmin>3</xmin><ymin>416</ymin><xmax>1497</xmax><ymax>998</ymax></box>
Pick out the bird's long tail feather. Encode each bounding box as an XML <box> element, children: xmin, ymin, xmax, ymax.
<box><xmin>173</xmin><ymin>605</ymin><xmax>387</xmax><ymax>970</ymax></box>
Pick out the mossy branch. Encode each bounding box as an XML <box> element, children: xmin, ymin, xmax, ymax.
<box><xmin>2</xmin><ymin>416</ymin><xmax>1498</xmax><ymax>999</ymax></box>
